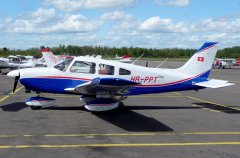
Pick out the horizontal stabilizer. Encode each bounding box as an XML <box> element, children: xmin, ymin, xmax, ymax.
<box><xmin>195</xmin><ymin>79</ymin><xmax>235</xmax><ymax>88</ymax></box>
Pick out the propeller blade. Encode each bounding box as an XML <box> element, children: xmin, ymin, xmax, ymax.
<box><xmin>13</xmin><ymin>74</ymin><xmax>20</xmax><ymax>93</ymax></box>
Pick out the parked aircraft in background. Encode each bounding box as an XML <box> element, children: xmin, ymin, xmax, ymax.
<box><xmin>115</xmin><ymin>54</ymin><xmax>132</xmax><ymax>63</ymax></box>
<box><xmin>0</xmin><ymin>55</ymin><xmax>37</xmax><ymax>71</ymax></box>
<box><xmin>0</xmin><ymin>57</ymin><xmax>10</xmax><ymax>69</ymax></box>
<box><xmin>41</xmin><ymin>47</ymin><xmax>102</xmax><ymax>67</ymax></box>
<box><xmin>7</xmin><ymin>42</ymin><xmax>234</xmax><ymax>112</ymax></box>
<box><xmin>9</xmin><ymin>55</ymin><xmax>37</xmax><ymax>68</ymax></box>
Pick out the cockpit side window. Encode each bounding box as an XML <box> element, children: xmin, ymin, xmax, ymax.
<box><xmin>54</xmin><ymin>58</ymin><xmax>73</xmax><ymax>71</ymax></box>
<box><xmin>98</xmin><ymin>64</ymin><xmax>114</xmax><ymax>75</ymax></box>
<box><xmin>70</xmin><ymin>61</ymin><xmax>96</xmax><ymax>74</ymax></box>
<box><xmin>119</xmin><ymin>68</ymin><xmax>131</xmax><ymax>75</ymax></box>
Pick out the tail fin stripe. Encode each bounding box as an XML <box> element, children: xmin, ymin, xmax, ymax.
<box><xmin>197</xmin><ymin>42</ymin><xmax>218</xmax><ymax>53</ymax></box>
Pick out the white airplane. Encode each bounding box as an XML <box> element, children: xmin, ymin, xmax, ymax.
<box><xmin>7</xmin><ymin>42</ymin><xmax>234</xmax><ymax>112</ymax></box>
<box><xmin>0</xmin><ymin>57</ymin><xmax>10</xmax><ymax>69</ymax></box>
<box><xmin>0</xmin><ymin>55</ymin><xmax>37</xmax><ymax>71</ymax></box>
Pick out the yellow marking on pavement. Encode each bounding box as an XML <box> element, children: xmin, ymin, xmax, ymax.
<box><xmin>131</xmin><ymin>95</ymin><xmax>184</xmax><ymax>98</ymax></box>
<box><xmin>228</xmin><ymin>80</ymin><xmax>240</xmax><ymax>84</ymax></box>
<box><xmin>172</xmin><ymin>92</ymin><xmax>183</xmax><ymax>95</ymax></box>
<box><xmin>0</xmin><ymin>96</ymin><xmax>10</xmax><ymax>103</ymax></box>
<box><xmin>0</xmin><ymin>86</ymin><xmax>24</xmax><ymax>103</ymax></box>
<box><xmin>186</xmin><ymin>95</ymin><xmax>240</xmax><ymax>111</ymax></box>
<box><xmin>0</xmin><ymin>142</ymin><xmax>240</xmax><ymax>149</ymax></box>
<box><xmin>10</xmin><ymin>86</ymin><xmax>24</xmax><ymax>94</ymax></box>
<box><xmin>209</xmin><ymin>109</ymin><xmax>221</xmax><ymax>112</ymax></box>
<box><xmin>43</xmin><ymin>131</ymin><xmax>240</xmax><ymax>137</ymax></box>
<box><xmin>192</xmin><ymin>104</ymin><xmax>221</xmax><ymax>112</ymax></box>
<box><xmin>0</xmin><ymin>135</ymin><xmax>17</xmax><ymax>138</ymax></box>
<box><xmin>181</xmin><ymin>132</ymin><xmax>240</xmax><ymax>135</ymax></box>
<box><xmin>0</xmin><ymin>131</ymin><xmax>239</xmax><ymax>139</ymax></box>
<box><xmin>44</xmin><ymin>133</ymin><xmax>156</xmax><ymax>137</ymax></box>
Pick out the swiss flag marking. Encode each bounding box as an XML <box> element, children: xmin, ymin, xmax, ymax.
<box><xmin>198</xmin><ymin>57</ymin><xmax>204</xmax><ymax>62</ymax></box>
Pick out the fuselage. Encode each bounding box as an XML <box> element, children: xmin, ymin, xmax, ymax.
<box><xmin>17</xmin><ymin>57</ymin><xmax>207</xmax><ymax>96</ymax></box>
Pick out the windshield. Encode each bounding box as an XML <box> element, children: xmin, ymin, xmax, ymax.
<box><xmin>54</xmin><ymin>58</ymin><xmax>74</xmax><ymax>71</ymax></box>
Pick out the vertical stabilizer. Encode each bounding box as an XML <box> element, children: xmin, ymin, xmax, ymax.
<box><xmin>178</xmin><ymin>42</ymin><xmax>218</xmax><ymax>78</ymax></box>
<box><xmin>40</xmin><ymin>48</ymin><xmax>60</xmax><ymax>67</ymax></box>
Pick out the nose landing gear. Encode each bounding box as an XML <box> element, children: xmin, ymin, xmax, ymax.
<box><xmin>26</xmin><ymin>94</ymin><xmax>55</xmax><ymax>110</ymax></box>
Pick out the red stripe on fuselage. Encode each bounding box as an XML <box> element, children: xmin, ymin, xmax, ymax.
<box><xmin>136</xmin><ymin>71</ymin><xmax>207</xmax><ymax>87</ymax></box>
<box><xmin>33</xmin><ymin>71</ymin><xmax>207</xmax><ymax>88</ymax></box>
<box><xmin>34</xmin><ymin>76</ymin><xmax>91</xmax><ymax>81</ymax></box>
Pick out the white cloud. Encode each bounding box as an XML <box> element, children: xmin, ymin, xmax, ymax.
<box><xmin>1</xmin><ymin>6</ymin><xmax>240</xmax><ymax>49</ymax></box>
<box><xmin>43</xmin><ymin>0</ymin><xmax>136</xmax><ymax>11</ymax></box>
<box><xmin>207</xmin><ymin>33</ymin><xmax>226</xmax><ymax>41</ymax></box>
<box><xmin>192</xmin><ymin>18</ymin><xmax>240</xmax><ymax>33</ymax></box>
<box><xmin>9</xmin><ymin>8</ymin><xmax>55</xmax><ymax>33</ymax></box>
<box><xmin>100</xmin><ymin>11</ymin><xmax>133</xmax><ymax>21</ymax></box>
<box><xmin>105</xmin><ymin>14</ymin><xmax>240</xmax><ymax>49</ymax></box>
<box><xmin>156</xmin><ymin>0</ymin><xmax>190</xmax><ymax>6</ymax></box>
<box><xmin>29</xmin><ymin>8</ymin><xmax>55</xmax><ymax>23</ymax></box>
<box><xmin>46</xmin><ymin>14</ymin><xmax>103</xmax><ymax>33</ymax></box>
<box><xmin>2</xmin><ymin>8</ymin><xmax>103</xmax><ymax>34</ymax></box>
<box><xmin>139</xmin><ymin>16</ymin><xmax>188</xmax><ymax>33</ymax></box>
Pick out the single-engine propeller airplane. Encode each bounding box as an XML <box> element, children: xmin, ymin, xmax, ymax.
<box><xmin>7</xmin><ymin>42</ymin><xmax>234</xmax><ymax>112</ymax></box>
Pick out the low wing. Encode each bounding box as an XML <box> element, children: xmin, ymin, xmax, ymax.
<box><xmin>195</xmin><ymin>79</ymin><xmax>235</xmax><ymax>88</ymax></box>
<box><xmin>65</xmin><ymin>77</ymin><xmax>139</xmax><ymax>95</ymax></box>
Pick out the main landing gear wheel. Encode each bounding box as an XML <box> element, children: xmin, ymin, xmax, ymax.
<box><xmin>29</xmin><ymin>106</ymin><xmax>42</xmax><ymax>110</ymax></box>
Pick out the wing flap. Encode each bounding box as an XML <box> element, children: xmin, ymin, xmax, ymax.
<box><xmin>195</xmin><ymin>79</ymin><xmax>235</xmax><ymax>88</ymax></box>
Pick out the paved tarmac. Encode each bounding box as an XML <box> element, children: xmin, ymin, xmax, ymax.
<box><xmin>0</xmin><ymin>61</ymin><xmax>239</xmax><ymax>158</ymax></box>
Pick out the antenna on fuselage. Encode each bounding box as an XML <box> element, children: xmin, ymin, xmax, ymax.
<box><xmin>105</xmin><ymin>54</ymin><xmax>112</xmax><ymax>60</ymax></box>
<box><xmin>156</xmin><ymin>58</ymin><xmax>168</xmax><ymax>68</ymax></box>
<box><xmin>132</xmin><ymin>54</ymin><xmax>144</xmax><ymax>65</ymax></box>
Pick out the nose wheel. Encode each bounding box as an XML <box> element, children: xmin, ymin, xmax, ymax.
<box><xmin>26</xmin><ymin>96</ymin><xmax>55</xmax><ymax>110</ymax></box>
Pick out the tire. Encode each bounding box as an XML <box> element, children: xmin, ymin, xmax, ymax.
<box><xmin>29</xmin><ymin>106</ymin><xmax>41</xmax><ymax>110</ymax></box>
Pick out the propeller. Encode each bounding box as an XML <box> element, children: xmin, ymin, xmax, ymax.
<box><xmin>12</xmin><ymin>72</ymin><xmax>20</xmax><ymax>93</ymax></box>
<box><xmin>7</xmin><ymin>70</ymin><xmax>21</xmax><ymax>93</ymax></box>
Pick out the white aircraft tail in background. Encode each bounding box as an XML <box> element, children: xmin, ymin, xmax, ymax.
<box><xmin>115</xmin><ymin>54</ymin><xmax>132</xmax><ymax>63</ymax></box>
<box><xmin>40</xmin><ymin>47</ymin><xmax>61</xmax><ymax>67</ymax></box>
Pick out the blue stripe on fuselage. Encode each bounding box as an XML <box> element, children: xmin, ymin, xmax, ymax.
<box><xmin>20</xmin><ymin>78</ymin><xmax>87</xmax><ymax>94</ymax></box>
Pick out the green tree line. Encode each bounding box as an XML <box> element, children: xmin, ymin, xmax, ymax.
<box><xmin>1</xmin><ymin>45</ymin><xmax>240</xmax><ymax>58</ymax></box>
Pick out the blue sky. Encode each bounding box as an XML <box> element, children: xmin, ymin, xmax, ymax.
<box><xmin>0</xmin><ymin>0</ymin><xmax>240</xmax><ymax>49</ymax></box>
